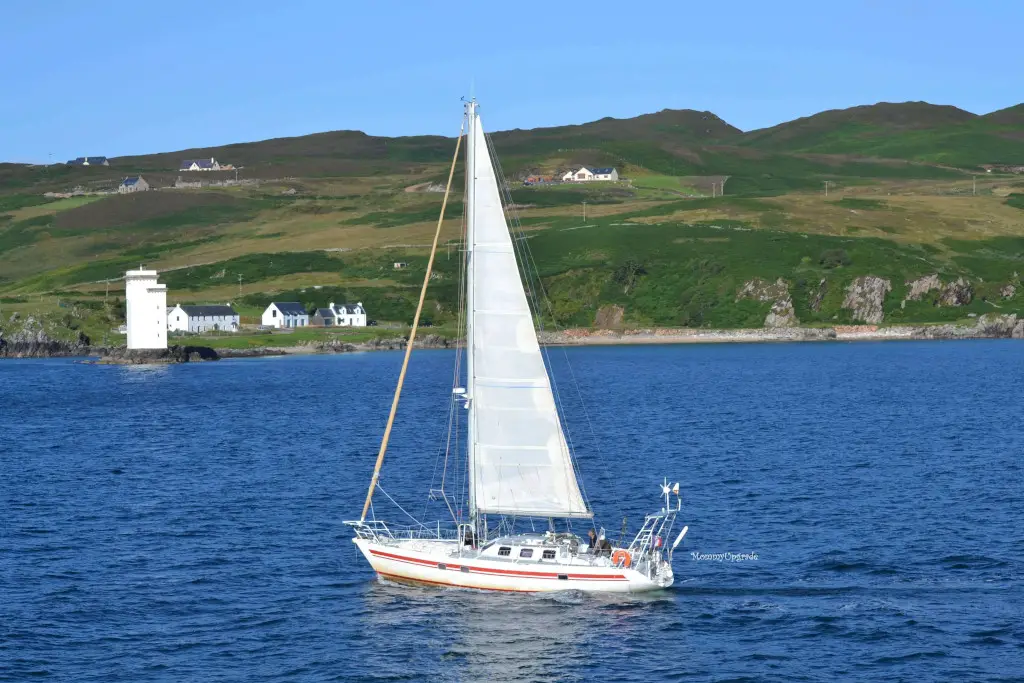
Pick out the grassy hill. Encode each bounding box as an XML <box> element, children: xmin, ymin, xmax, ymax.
<box><xmin>9</xmin><ymin>100</ymin><xmax>1021</xmax><ymax>194</ymax></box>
<box><xmin>2</xmin><ymin>100</ymin><xmax>1024</xmax><ymax>345</ymax></box>
<box><xmin>740</xmin><ymin>101</ymin><xmax>1024</xmax><ymax>167</ymax></box>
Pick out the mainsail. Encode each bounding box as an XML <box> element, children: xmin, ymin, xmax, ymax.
<box><xmin>465</xmin><ymin>103</ymin><xmax>591</xmax><ymax>519</ymax></box>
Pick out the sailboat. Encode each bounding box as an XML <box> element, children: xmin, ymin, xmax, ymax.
<box><xmin>345</xmin><ymin>100</ymin><xmax>688</xmax><ymax>593</ymax></box>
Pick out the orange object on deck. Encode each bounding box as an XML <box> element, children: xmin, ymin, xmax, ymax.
<box><xmin>611</xmin><ymin>549</ymin><xmax>632</xmax><ymax>568</ymax></box>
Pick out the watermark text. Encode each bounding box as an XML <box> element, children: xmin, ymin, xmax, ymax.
<box><xmin>691</xmin><ymin>551</ymin><xmax>759</xmax><ymax>562</ymax></box>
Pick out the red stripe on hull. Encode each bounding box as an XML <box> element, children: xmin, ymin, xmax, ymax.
<box><xmin>369</xmin><ymin>548</ymin><xmax>627</xmax><ymax>581</ymax></box>
<box><xmin>377</xmin><ymin>570</ymin><xmax>536</xmax><ymax>593</ymax></box>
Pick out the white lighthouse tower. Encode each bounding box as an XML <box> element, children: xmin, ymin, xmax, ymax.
<box><xmin>125</xmin><ymin>268</ymin><xmax>168</xmax><ymax>350</ymax></box>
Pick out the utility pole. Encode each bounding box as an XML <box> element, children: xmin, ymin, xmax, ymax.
<box><xmin>582</xmin><ymin>201</ymin><xmax>587</xmax><ymax>223</ymax></box>
<box><xmin>973</xmin><ymin>175</ymin><xmax>976</xmax><ymax>196</ymax></box>
<box><xmin>824</xmin><ymin>181</ymin><xmax>830</xmax><ymax>197</ymax></box>
<box><xmin>237</xmin><ymin>274</ymin><xmax>243</xmax><ymax>298</ymax></box>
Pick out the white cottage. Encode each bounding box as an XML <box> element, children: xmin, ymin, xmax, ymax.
<box><xmin>332</xmin><ymin>302</ymin><xmax>366</xmax><ymax>327</ymax></box>
<box><xmin>311</xmin><ymin>302</ymin><xmax>366</xmax><ymax>327</ymax></box>
<box><xmin>591</xmin><ymin>167</ymin><xmax>619</xmax><ymax>181</ymax></box>
<box><xmin>167</xmin><ymin>304</ymin><xmax>239</xmax><ymax>333</ymax></box>
<box><xmin>562</xmin><ymin>167</ymin><xmax>594</xmax><ymax>182</ymax></box>
<box><xmin>262</xmin><ymin>302</ymin><xmax>309</xmax><ymax>328</ymax></box>
<box><xmin>179</xmin><ymin>158</ymin><xmax>221</xmax><ymax>171</ymax></box>
<box><xmin>118</xmin><ymin>176</ymin><xmax>150</xmax><ymax>194</ymax></box>
<box><xmin>561</xmin><ymin>166</ymin><xmax>617</xmax><ymax>182</ymax></box>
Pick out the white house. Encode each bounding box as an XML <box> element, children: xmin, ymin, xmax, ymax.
<box><xmin>561</xmin><ymin>166</ymin><xmax>618</xmax><ymax>182</ymax></box>
<box><xmin>591</xmin><ymin>167</ymin><xmax>619</xmax><ymax>181</ymax></box>
<box><xmin>562</xmin><ymin>167</ymin><xmax>594</xmax><ymax>182</ymax></box>
<box><xmin>179</xmin><ymin>158</ymin><xmax>221</xmax><ymax>172</ymax></box>
<box><xmin>261</xmin><ymin>302</ymin><xmax>309</xmax><ymax>328</ymax></box>
<box><xmin>67</xmin><ymin>156</ymin><xmax>109</xmax><ymax>166</ymax></box>
<box><xmin>125</xmin><ymin>268</ymin><xmax>167</xmax><ymax>350</ymax></box>
<box><xmin>118</xmin><ymin>176</ymin><xmax>150</xmax><ymax>194</ymax></box>
<box><xmin>312</xmin><ymin>302</ymin><xmax>367</xmax><ymax>326</ymax></box>
<box><xmin>167</xmin><ymin>304</ymin><xmax>239</xmax><ymax>333</ymax></box>
<box><xmin>333</xmin><ymin>302</ymin><xmax>366</xmax><ymax>326</ymax></box>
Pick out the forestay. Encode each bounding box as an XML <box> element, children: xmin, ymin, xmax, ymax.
<box><xmin>467</xmin><ymin>111</ymin><xmax>591</xmax><ymax>519</ymax></box>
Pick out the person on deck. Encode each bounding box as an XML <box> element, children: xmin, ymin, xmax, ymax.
<box><xmin>588</xmin><ymin>529</ymin><xmax>613</xmax><ymax>556</ymax></box>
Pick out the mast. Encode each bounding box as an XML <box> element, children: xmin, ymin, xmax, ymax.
<box><xmin>465</xmin><ymin>99</ymin><xmax>478</xmax><ymax>531</ymax></box>
<box><xmin>463</xmin><ymin>99</ymin><xmax>591</xmax><ymax>523</ymax></box>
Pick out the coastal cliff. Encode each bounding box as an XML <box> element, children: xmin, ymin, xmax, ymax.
<box><xmin>0</xmin><ymin>315</ymin><xmax>91</xmax><ymax>358</ymax></box>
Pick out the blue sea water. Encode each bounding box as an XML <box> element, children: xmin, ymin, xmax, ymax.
<box><xmin>1</xmin><ymin>341</ymin><xmax>1023</xmax><ymax>682</ymax></box>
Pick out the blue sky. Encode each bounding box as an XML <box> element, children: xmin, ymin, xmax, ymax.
<box><xmin>1</xmin><ymin>0</ymin><xmax>1020</xmax><ymax>163</ymax></box>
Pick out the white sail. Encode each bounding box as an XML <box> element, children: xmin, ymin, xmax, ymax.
<box><xmin>466</xmin><ymin>107</ymin><xmax>591</xmax><ymax>519</ymax></box>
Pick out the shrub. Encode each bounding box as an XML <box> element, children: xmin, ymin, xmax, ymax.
<box><xmin>612</xmin><ymin>259</ymin><xmax>647</xmax><ymax>293</ymax></box>
<box><xmin>819</xmin><ymin>248</ymin><xmax>851</xmax><ymax>269</ymax></box>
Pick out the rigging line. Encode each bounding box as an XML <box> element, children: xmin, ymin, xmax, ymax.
<box><xmin>422</xmin><ymin>389</ymin><xmax>458</xmax><ymax>523</ymax></box>
<box><xmin>377</xmin><ymin>483</ymin><xmax>433</xmax><ymax>529</ymax></box>
<box><xmin>453</xmin><ymin>157</ymin><xmax>471</xmax><ymax>521</ymax></box>
<box><xmin>360</xmin><ymin>117</ymin><xmax>465</xmax><ymax>522</ymax></box>
<box><xmin>422</xmin><ymin>197</ymin><xmax>470</xmax><ymax>525</ymax></box>
<box><xmin>452</xmin><ymin>194</ymin><xmax>469</xmax><ymax>518</ymax></box>
<box><xmin>485</xmin><ymin>132</ymin><xmax>596</xmax><ymax>522</ymax></box>
<box><xmin>422</xmin><ymin>351</ymin><xmax>459</xmax><ymax>520</ymax></box>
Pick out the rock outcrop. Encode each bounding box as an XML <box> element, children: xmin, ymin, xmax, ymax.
<box><xmin>361</xmin><ymin>334</ymin><xmax>455</xmax><ymax>351</ymax></box>
<box><xmin>97</xmin><ymin>345</ymin><xmax>220</xmax><ymax>364</ymax></box>
<box><xmin>594</xmin><ymin>305</ymin><xmax>625</xmax><ymax>330</ymax></box>
<box><xmin>938</xmin><ymin>277</ymin><xmax>973</xmax><ymax>307</ymax></box>
<box><xmin>904</xmin><ymin>274</ymin><xmax>942</xmax><ymax>302</ymax></box>
<box><xmin>910</xmin><ymin>314</ymin><xmax>1023</xmax><ymax>340</ymax></box>
<box><xmin>765</xmin><ymin>299</ymin><xmax>798</xmax><ymax>328</ymax></box>
<box><xmin>1001</xmin><ymin>284</ymin><xmax>1016</xmax><ymax>299</ymax></box>
<box><xmin>0</xmin><ymin>316</ymin><xmax>91</xmax><ymax>358</ymax></box>
<box><xmin>809</xmin><ymin>278</ymin><xmax>827</xmax><ymax>312</ymax></box>
<box><xmin>842</xmin><ymin>276</ymin><xmax>891</xmax><ymax>323</ymax></box>
<box><xmin>737</xmin><ymin>278</ymin><xmax>798</xmax><ymax>328</ymax></box>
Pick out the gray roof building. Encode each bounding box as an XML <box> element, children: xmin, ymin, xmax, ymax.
<box><xmin>271</xmin><ymin>302</ymin><xmax>307</xmax><ymax>315</ymax></box>
<box><xmin>180</xmin><ymin>305</ymin><xmax>237</xmax><ymax>317</ymax></box>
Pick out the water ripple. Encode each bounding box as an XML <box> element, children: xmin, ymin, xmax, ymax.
<box><xmin>2</xmin><ymin>343</ymin><xmax>1023</xmax><ymax>681</ymax></box>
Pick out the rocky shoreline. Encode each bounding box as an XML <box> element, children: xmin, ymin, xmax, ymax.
<box><xmin>3</xmin><ymin>320</ymin><xmax>1023</xmax><ymax>361</ymax></box>
<box><xmin>540</xmin><ymin>313</ymin><xmax>1024</xmax><ymax>346</ymax></box>
<box><xmin>0</xmin><ymin>332</ymin><xmax>458</xmax><ymax>361</ymax></box>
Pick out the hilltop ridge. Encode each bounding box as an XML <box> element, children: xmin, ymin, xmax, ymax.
<box><xmin>4</xmin><ymin>100</ymin><xmax>1022</xmax><ymax>185</ymax></box>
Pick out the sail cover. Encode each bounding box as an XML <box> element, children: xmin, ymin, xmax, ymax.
<box><xmin>468</xmin><ymin>113</ymin><xmax>591</xmax><ymax>519</ymax></box>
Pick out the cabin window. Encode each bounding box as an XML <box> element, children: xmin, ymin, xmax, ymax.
<box><xmin>460</xmin><ymin>566</ymin><xmax>470</xmax><ymax>573</ymax></box>
<box><xmin>519</xmin><ymin>549</ymin><xmax>533</xmax><ymax>559</ymax></box>
<box><xmin>437</xmin><ymin>563</ymin><xmax>447</xmax><ymax>570</ymax></box>
<box><xmin>558</xmin><ymin>574</ymin><xmax>568</xmax><ymax>580</ymax></box>
<box><xmin>497</xmin><ymin>546</ymin><xmax>511</xmax><ymax>557</ymax></box>
<box><xmin>542</xmin><ymin>550</ymin><xmax>556</xmax><ymax>560</ymax></box>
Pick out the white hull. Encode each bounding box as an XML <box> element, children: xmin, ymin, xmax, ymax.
<box><xmin>353</xmin><ymin>538</ymin><xmax>672</xmax><ymax>593</ymax></box>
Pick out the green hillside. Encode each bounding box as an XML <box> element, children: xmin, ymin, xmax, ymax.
<box><xmin>8</xmin><ymin>100</ymin><xmax>1021</xmax><ymax>196</ymax></box>
<box><xmin>2</xmin><ymin>100</ymin><xmax>1024</xmax><ymax>347</ymax></box>
<box><xmin>741</xmin><ymin>101</ymin><xmax>1024</xmax><ymax>167</ymax></box>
